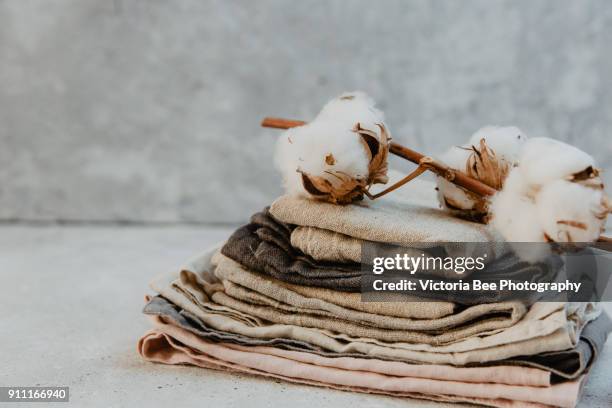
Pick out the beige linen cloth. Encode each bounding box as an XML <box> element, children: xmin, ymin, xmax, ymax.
<box><xmin>291</xmin><ymin>225</ymin><xmax>365</xmax><ymax>263</ymax></box>
<box><xmin>149</xmin><ymin>245</ymin><xmax>600</xmax><ymax>366</ymax></box>
<box><xmin>287</xmin><ymin>176</ymin><xmax>488</xmax><ymax>263</ymax></box>
<box><xmin>270</xmin><ymin>177</ymin><xmax>504</xmax><ymax>248</ymax></box>
<box><xmin>211</xmin><ymin>252</ymin><xmax>527</xmax><ymax>337</ymax></box>
<box><xmin>138</xmin><ymin>318</ymin><xmax>585</xmax><ymax>408</ymax></box>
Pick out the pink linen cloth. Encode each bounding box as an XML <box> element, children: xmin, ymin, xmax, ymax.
<box><xmin>138</xmin><ymin>318</ymin><xmax>585</xmax><ymax>408</ymax></box>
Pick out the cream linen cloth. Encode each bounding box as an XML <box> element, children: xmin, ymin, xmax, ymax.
<box><xmin>269</xmin><ymin>177</ymin><xmax>504</xmax><ymax>246</ymax></box>
<box><xmin>291</xmin><ymin>225</ymin><xmax>364</xmax><ymax>263</ymax></box>
<box><xmin>282</xmin><ymin>175</ymin><xmax>505</xmax><ymax>263</ymax></box>
<box><xmin>212</xmin><ymin>252</ymin><xmax>526</xmax><ymax>335</ymax></box>
<box><xmin>149</xmin><ymin>245</ymin><xmax>600</xmax><ymax>365</ymax></box>
<box><xmin>138</xmin><ymin>318</ymin><xmax>585</xmax><ymax>408</ymax></box>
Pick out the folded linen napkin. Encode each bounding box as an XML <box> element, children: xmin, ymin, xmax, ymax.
<box><xmin>149</xmin><ymin>245</ymin><xmax>600</xmax><ymax>365</ymax></box>
<box><xmin>138</xmin><ymin>318</ymin><xmax>586</xmax><ymax>408</ymax></box>
<box><xmin>139</xmin><ymin>329</ymin><xmax>554</xmax><ymax>408</ymax></box>
<box><xmin>283</xmin><ymin>175</ymin><xmax>513</xmax><ymax>266</ymax></box>
<box><xmin>291</xmin><ymin>225</ymin><xmax>363</xmax><ymax>263</ymax></box>
<box><xmin>212</xmin><ymin>252</ymin><xmax>527</xmax><ymax>334</ymax></box>
<box><xmin>166</xmin><ymin>271</ymin><xmax>595</xmax><ymax>352</ymax></box>
<box><xmin>220</xmin><ymin>209</ymin><xmax>361</xmax><ymax>291</ymax></box>
<box><xmin>143</xmin><ymin>299</ymin><xmax>551</xmax><ymax>385</ymax></box>
<box><xmin>144</xmin><ymin>295</ymin><xmax>610</xmax><ymax>382</ymax></box>
<box><xmin>269</xmin><ymin>178</ymin><xmax>502</xmax><ymax>246</ymax></box>
<box><xmin>221</xmin><ymin>208</ymin><xmax>562</xmax><ymax>303</ymax></box>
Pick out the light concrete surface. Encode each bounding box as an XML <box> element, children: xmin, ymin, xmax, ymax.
<box><xmin>2</xmin><ymin>0</ymin><xmax>612</xmax><ymax>223</ymax></box>
<box><xmin>0</xmin><ymin>225</ymin><xmax>611</xmax><ymax>407</ymax></box>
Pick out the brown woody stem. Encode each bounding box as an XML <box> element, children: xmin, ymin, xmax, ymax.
<box><xmin>366</xmin><ymin>163</ymin><xmax>428</xmax><ymax>199</ymax></box>
<box><xmin>261</xmin><ymin>117</ymin><xmax>497</xmax><ymax>198</ymax></box>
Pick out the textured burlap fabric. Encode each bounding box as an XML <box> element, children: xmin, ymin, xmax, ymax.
<box><xmin>138</xmin><ymin>319</ymin><xmax>586</xmax><ymax>408</ymax></box>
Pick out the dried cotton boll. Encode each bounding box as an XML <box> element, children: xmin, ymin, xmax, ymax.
<box><xmin>436</xmin><ymin>126</ymin><xmax>527</xmax><ymax>221</ymax></box>
<box><xmin>489</xmin><ymin>139</ymin><xmax>610</xmax><ymax>260</ymax></box>
<box><xmin>490</xmin><ymin>170</ymin><xmax>552</xmax><ymax>262</ymax></box>
<box><xmin>464</xmin><ymin>126</ymin><xmax>527</xmax><ymax>190</ymax></box>
<box><xmin>274</xmin><ymin>116</ymin><xmax>390</xmax><ymax>204</ymax></box>
<box><xmin>536</xmin><ymin>180</ymin><xmax>607</xmax><ymax>242</ymax></box>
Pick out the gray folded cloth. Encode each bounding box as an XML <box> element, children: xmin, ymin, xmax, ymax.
<box><xmin>511</xmin><ymin>310</ymin><xmax>612</xmax><ymax>382</ymax></box>
<box><xmin>221</xmin><ymin>208</ymin><xmax>362</xmax><ymax>291</ymax></box>
<box><xmin>143</xmin><ymin>295</ymin><xmax>611</xmax><ymax>382</ymax></box>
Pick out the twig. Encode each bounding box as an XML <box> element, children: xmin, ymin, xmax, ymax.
<box><xmin>364</xmin><ymin>164</ymin><xmax>428</xmax><ymax>200</ymax></box>
<box><xmin>262</xmin><ymin>117</ymin><xmax>612</xmax><ymax>242</ymax></box>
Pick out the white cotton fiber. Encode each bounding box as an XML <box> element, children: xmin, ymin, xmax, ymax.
<box><xmin>536</xmin><ymin>180</ymin><xmax>606</xmax><ymax>242</ymax></box>
<box><xmin>274</xmin><ymin>92</ymin><xmax>388</xmax><ymax>203</ymax></box>
<box><xmin>490</xmin><ymin>171</ymin><xmax>543</xmax><ymax>242</ymax></box>
<box><xmin>436</xmin><ymin>178</ymin><xmax>477</xmax><ymax>210</ymax></box>
<box><xmin>489</xmin><ymin>138</ymin><xmax>609</xmax><ymax>257</ymax></box>
<box><xmin>438</xmin><ymin>145</ymin><xmax>473</xmax><ymax>170</ymax></box>
<box><xmin>468</xmin><ymin>126</ymin><xmax>527</xmax><ymax>164</ymax></box>
<box><xmin>436</xmin><ymin>125</ymin><xmax>527</xmax><ymax>218</ymax></box>
<box><xmin>436</xmin><ymin>146</ymin><xmax>477</xmax><ymax>209</ymax></box>
<box><xmin>489</xmin><ymin>170</ymin><xmax>553</xmax><ymax>261</ymax></box>
<box><xmin>274</xmin><ymin>120</ymin><xmax>369</xmax><ymax>195</ymax></box>
<box><xmin>316</xmin><ymin>91</ymin><xmax>384</xmax><ymax>130</ymax></box>
<box><xmin>497</xmin><ymin>166</ymin><xmax>530</xmax><ymax>197</ymax></box>
<box><xmin>519</xmin><ymin>137</ymin><xmax>595</xmax><ymax>186</ymax></box>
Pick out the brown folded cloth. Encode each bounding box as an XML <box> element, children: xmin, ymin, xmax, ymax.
<box><xmin>221</xmin><ymin>208</ymin><xmax>362</xmax><ymax>291</ymax></box>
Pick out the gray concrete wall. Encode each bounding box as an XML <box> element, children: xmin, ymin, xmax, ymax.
<box><xmin>1</xmin><ymin>0</ymin><xmax>611</xmax><ymax>223</ymax></box>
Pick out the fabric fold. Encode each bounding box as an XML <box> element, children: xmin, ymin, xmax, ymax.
<box><xmin>144</xmin><ymin>295</ymin><xmax>610</xmax><ymax>381</ymax></box>
<box><xmin>221</xmin><ymin>207</ymin><xmax>562</xmax><ymax>304</ymax></box>
<box><xmin>149</xmin><ymin>245</ymin><xmax>600</xmax><ymax>365</ymax></box>
<box><xmin>212</xmin><ymin>252</ymin><xmax>527</xmax><ymax>333</ymax></box>
<box><xmin>138</xmin><ymin>320</ymin><xmax>585</xmax><ymax>408</ymax></box>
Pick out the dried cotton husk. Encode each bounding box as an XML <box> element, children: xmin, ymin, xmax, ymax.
<box><xmin>490</xmin><ymin>137</ymin><xmax>610</xmax><ymax>255</ymax></box>
<box><xmin>274</xmin><ymin>92</ymin><xmax>390</xmax><ymax>204</ymax></box>
<box><xmin>436</xmin><ymin>126</ymin><xmax>527</xmax><ymax>221</ymax></box>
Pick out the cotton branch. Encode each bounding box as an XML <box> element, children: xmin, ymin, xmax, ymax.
<box><xmin>261</xmin><ymin>117</ymin><xmax>496</xmax><ymax>198</ymax></box>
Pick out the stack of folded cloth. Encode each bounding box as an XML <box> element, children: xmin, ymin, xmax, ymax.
<box><xmin>138</xmin><ymin>178</ymin><xmax>611</xmax><ymax>408</ymax></box>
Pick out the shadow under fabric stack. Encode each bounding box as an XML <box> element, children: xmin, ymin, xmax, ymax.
<box><xmin>138</xmin><ymin>179</ymin><xmax>611</xmax><ymax>408</ymax></box>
